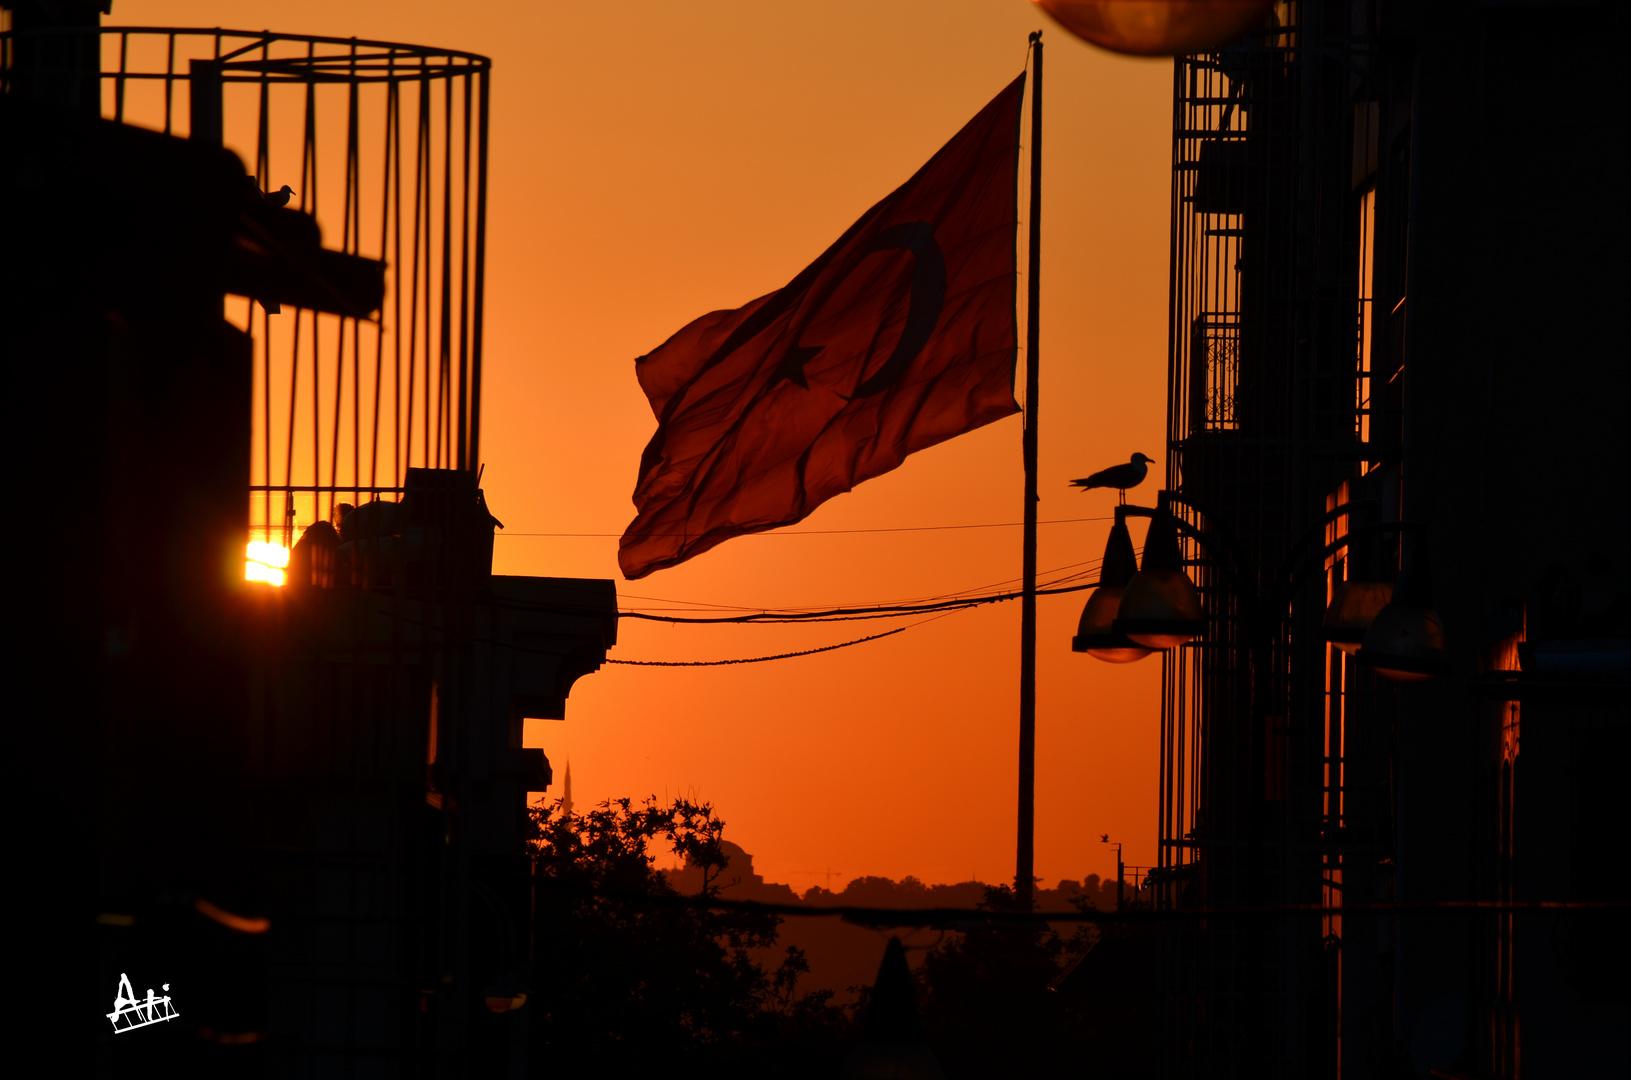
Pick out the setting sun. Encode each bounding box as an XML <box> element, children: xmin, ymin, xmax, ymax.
<box><xmin>245</xmin><ymin>540</ymin><xmax>290</xmax><ymax>586</ymax></box>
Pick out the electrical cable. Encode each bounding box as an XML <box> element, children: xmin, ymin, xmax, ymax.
<box><xmin>496</xmin><ymin>515</ymin><xmax>1115</xmax><ymax>538</ymax></box>
<box><xmin>605</xmin><ymin>625</ymin><xmax>910</xmax><ymax>667</ymax></box>
<box><xmin>493</xmin><ymin>575</ymin><xmax>1102</xmax><ymax>625</ymax></box>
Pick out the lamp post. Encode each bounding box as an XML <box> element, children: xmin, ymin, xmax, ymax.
<box><xmin>1071</xmin><ymin>507</ymin><xmax>1153</xmax><ymax>662</ymax></box>
<box><xmin>1072</xmin><ymin>489</ymin><xmax>1445</xmax><ymax>688</ymax></box>
<box><xmin>1102</xmin><ymin>835</ymin><xmax>1125</xmax><ymax>912</ymax></box>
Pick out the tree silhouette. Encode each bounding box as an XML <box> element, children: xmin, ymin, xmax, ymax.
<box><xmin>525</xmin><ymin>796</ymin><xmax>851</xmax><ymax>1076</ymax></box>
<box><xmin>914</xmin><ymin>884</ymin><xmax>1115</xmax><ymax>1076</ymax></box>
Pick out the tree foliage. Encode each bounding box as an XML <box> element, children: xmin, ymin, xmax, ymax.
<box><xmin>525</xmin><ymin>796</ymin><xmax>851</xmax><ymax>1076</ymax></box>
<box><xmin>915</xmin><ymin>884</ymin><xmax>1122</xmax><ymax>1076</ymax></box>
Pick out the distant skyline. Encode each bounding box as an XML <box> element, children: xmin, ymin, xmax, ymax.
<box><xmin>123</xmin><ymin>0</ymin><xmax>1175</xmax><ymax>887</ymax></box>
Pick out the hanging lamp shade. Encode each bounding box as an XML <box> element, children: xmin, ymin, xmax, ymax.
<box><xmin>1114</xmin><ymin>496</ymin><xmax>1204</xmax><ymax>650</ymax></box>
<box><xmin>1321</xmin><ymin>580</ymin><xmax>1393</xmax><ymax>655</ymax></box>
<box><xmin>1074</xmin><ymin>511</ymin><xmax>1154</xmax><ymax>662</ymax></box>
<box><xmin>1357</xmin><ymin>535</ymin><xmax>1449</xmax><ymax>682</ymax></box>
<box><xmin>480</xmin><ymin>975</ymin><xmax>528</xmax><ymax>1014</ymax></box>
<box><xmin>1031</xmin><ymin>0</ymin><xmax>1276</xmax><ymax>57</ymax></box>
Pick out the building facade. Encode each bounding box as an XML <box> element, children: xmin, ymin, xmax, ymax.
<box><xmin>5</xmin><ymin>6</ymin><xmax>616</xmax><ymax>1075</ymax></box>
<box><xmin>1149</xmin><ymin>3</ymin><xmax>1629</xmax><ymax>1079</ymax></box>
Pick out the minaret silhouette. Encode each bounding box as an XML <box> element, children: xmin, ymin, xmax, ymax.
<box><xmin>561</xmin><ymin>758</ymin><xmax>574</xmax><ymax>817</ymax></box>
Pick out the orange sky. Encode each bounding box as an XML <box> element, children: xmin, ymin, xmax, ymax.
<box><xmin>125</xmin><ymin>0</ymin><xmax>1175</xmax><ymax>890</ymax></box>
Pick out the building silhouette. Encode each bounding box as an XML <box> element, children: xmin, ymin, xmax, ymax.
<box><xmin>1138</xmin><ymin>3</ymin><xmax>1630</xmax><ymax>1079</ymax></box>
<box><xmin>6</xmin><ymin>5</ymin><xmax>616</xmax><ymax>1074</ymax></box>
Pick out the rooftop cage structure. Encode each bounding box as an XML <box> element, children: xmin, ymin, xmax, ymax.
<box><xmin>2</xmin><ymin>24</ymin><xmax>492</xmax><ymax>575</ymax></box>
<box><xmin>5</xmin><ymin>18</ymin><xmax>619</xmax><ymax>1074</ymax></box>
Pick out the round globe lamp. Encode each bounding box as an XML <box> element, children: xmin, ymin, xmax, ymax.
<box><xmin>1321</xmin><ymin>580</ymin><xmax>1393</xmax><ymax>655</ymax></box>
<box><xmin>1113</xmin><ymin>502</ymin><xmax>1204</xmax><ymax>650</ymax></box>
<box><xmin>1074</xmin><ymin>512</ymin><xmax>1155</xmax><ymax>662</ymax></box>
<box><xmin>1031</xmin><ymin>0</ymin><xmax>1276</xmax><ymax>57</ymax></box>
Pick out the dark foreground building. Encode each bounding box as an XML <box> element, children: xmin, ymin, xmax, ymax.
<box><xmin>6</xmin><ymin>5</ymin><xmax>615</xmax><ymax>1075</ymax></box>
<box><xmin>1130</xmin><ymin>3</ymin><xmax>1630</xmax><ymax>1079</ymax></box>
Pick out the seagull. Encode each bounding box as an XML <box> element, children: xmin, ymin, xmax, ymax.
<box><xmin>1070</xmin><ymin>452</ymin><xmax>1154</xmax><ymax>503</ymax></box>
<box><xmin>264</xmin><ymin>184</ymin><xmax>294</xmax><ymax>208</ymax></box>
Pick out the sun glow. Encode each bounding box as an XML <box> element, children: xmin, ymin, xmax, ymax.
<box><xmin>245</xmin><ymin>540</ymin><xmax>290</xmax><ymax>586</ymax></box>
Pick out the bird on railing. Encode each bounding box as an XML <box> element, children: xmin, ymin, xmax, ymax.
<box><xmin>264</xmin><ymin>184</ymin><xmax>295</xmax><ymax>208</ymax></box>
<box><xmin>1070</xmin><ymin>452</ymin><xmax>1153</xmax><ymax>503</ymax></box>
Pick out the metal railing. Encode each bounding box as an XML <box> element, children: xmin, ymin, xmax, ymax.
<box><xmin>4</xmin><ymin>26</ymin><xmax>491</xmax><ymax>551</ymax></box>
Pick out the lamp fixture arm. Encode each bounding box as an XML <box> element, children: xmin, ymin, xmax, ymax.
<box><xmin>1276</xmin><ymin>519</ymin><xmax>1427</xmax><ymax>611</ymax></box>
<box><xmin>1119</xmin><ymin>500</ymin><xmax>1255</xmax><ymax>619</ymax></box>
<box><xmin>1272</xmin><ymin>500</ymin><xmax>1379</xmax><ymax>594</ymax></box>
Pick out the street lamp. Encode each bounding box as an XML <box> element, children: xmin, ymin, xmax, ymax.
<box><xmin>1072</xmin><ymin>507</ymin><xmax>1155</xmax><ymax>662</ymax></box>
<box><xmin>1113</xmin><ymin>493</ymin><xmax>1205</xmax><ymax>650</ymax></box>
<box><xmin>1031</xmin><ymin>0</ymin><xmax>1277</xmax><ymax>57</ymax></box>
<box><xmin>1321</xmin><ymin>580</ymin><xmax>1394</xmax><ymax>655</ymax></box>
<box><xmin>1355</xmin><ymin>533</ymin><xmax>1450</xmax><ymax>683</ymax></box>
<box><xmin>1074</xmin><ymin>490</ymin><xmax>1444</xmax><ymax>685</ymax></box>
<box><xmin>1101</xmin><ymin>834</ymin><xmax>1126</xmax><ymax>911</ymax></box>
<box><xmin>1320</xmin><ymin>499</ymin><xmax>1392</xmax><ymax>655</ymax></box>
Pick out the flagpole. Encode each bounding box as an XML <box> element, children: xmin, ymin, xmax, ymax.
<box><xmin>1016</xmin><ymin>31</ymin><xmax>1043</xmax><ymax>912</ymax></box>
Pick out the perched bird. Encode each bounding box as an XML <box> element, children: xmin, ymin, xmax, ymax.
<box><xmin>1071</xmin><ymin>452</ymin><xmax>1154</xmax><ymax>503</ymax></box>
<box><xmin>264</xmin><ymin>184</ymin><xmax>295</xmax><ymax>208</ymax></box>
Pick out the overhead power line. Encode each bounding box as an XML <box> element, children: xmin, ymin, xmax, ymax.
<box><xmin>497</xmin><ymin>515</ymin><xmax>1115</xmax><ymax>538</ymax></box>
<box><xmin>606</xmin><ymin>626</ymin><xmax>910</xmax><ymax>667</ymax></box>
<box><xmin>612</xmin><ymin>577</ymin><xmax>1102</xmax><ymax>624</ymax></box>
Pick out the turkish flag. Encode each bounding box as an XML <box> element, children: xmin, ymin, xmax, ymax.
<box><xmin>619</xmin><ymin>74</ymin><xmax>1027</xmax><ymax>579</ymax></box>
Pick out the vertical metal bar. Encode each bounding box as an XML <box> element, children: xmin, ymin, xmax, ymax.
<box><xmin>114</xmin><ymin>31</ymin><xmax>127</xmax><ymax>123</ymax></box>
<box><xmin>256</xmin><ymin>39</ymin><xmax>270</xmax><ymax>189</ymax></box>
<box><xmin>421</xmin><ymin>70</ymin><xmax>433</xmax><ymax>471</ymax></box>
<box><xmin>1016</xmin><ymin>33</ymin><xmax>1042</xmax><ymax>911</ymax></box>
<box><xmin>456</xmin><ymin>69</ymin><xmax>472</xmax><ymax>472</ymax></box>
<box><xmin>393</xmin><ymin>72</ymin><xmax>405</xmax><ymax>488</ymax></box>
<box><xmin>258</xmin><ymin>40</ymin><xmax>272</xmax><ymax>534</ymax></box>
<box><xmin>438</xmin><ymin>60</ymin><xmax>454</xmax><ymax>471</ymax></box>
<box><xmin>469</xmin><ymin>64</ymin><xmax>490</xmax><ymax>470</ymax></box>
<box><xmin>163</xmin><ymin>33</ymin><xmax>175</xmax><ymax>135</ymax></box>
<box><xmin>348</xmin><ymin>45</ymin><xmax>361</xmax><ymax>505</ymax></box>
<box><xmin>286</xmin><ymin>312</ymin><xmax>302</xmax><ymax>547</ymax></box>
<box><xmin>303</xmin><ymin>47</ymin><xmax>320</xmax><ymax>523</ymax></box>
<box><xmin>375</xmin><ymin>69</ymin><xmax>397</xmax><ymax>490</ymax></box>
<box><xmin>330</xmin><ymin>47</ymin><xmax>357</xmax><ymax>514</ymax></box>
<box><xmin>405</xmin><ymin>72</ymin><xmax>426</xmax><ymax>474</ymax></box>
